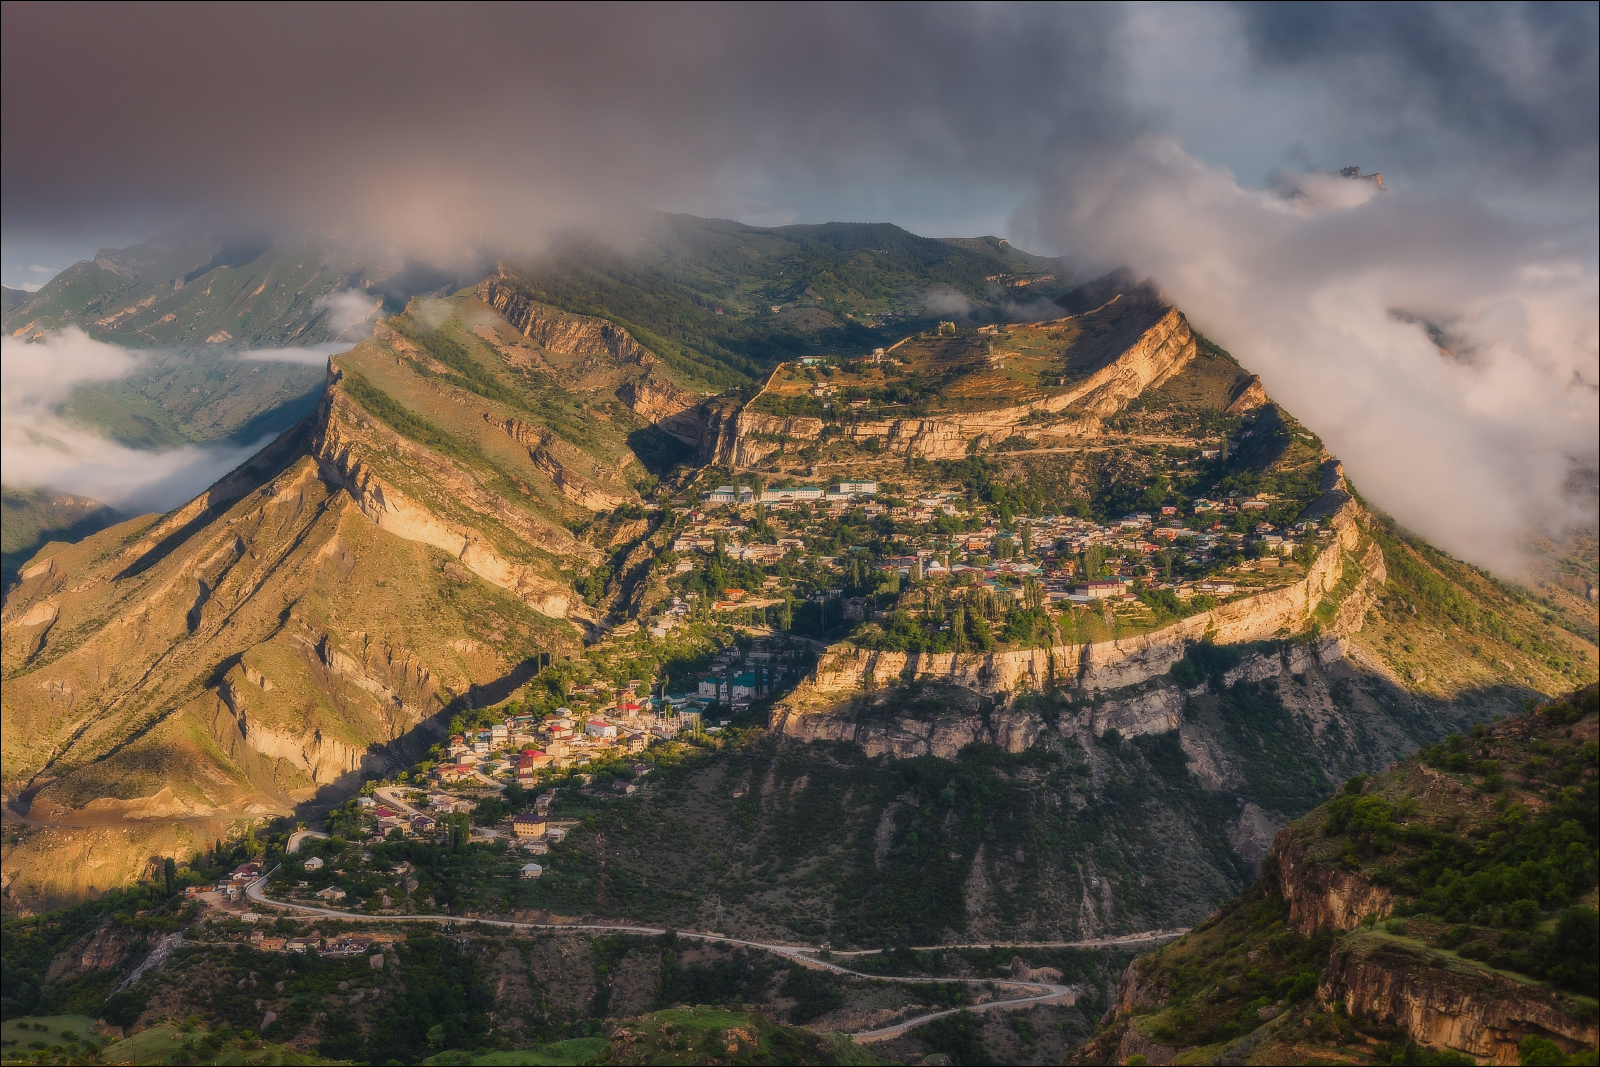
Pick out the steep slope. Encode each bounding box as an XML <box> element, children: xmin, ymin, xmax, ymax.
<box><xmin>492</xmin><ymin>215</ymin><xmax>1071</xmax><ymax>390</ymax></box>
<box><xmin>0</xmin><ymin>290</ymin><xmax>699</xmax><ymax>910</ymax></box>
<box><xmin>1074</xmin><ymin>685</ymin><xmax>1598</xmax><ymax>1066</ymax></box>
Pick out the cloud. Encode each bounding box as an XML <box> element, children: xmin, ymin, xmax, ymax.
<box><xmin>26</xmin><ymin>264</ymin><xmax>54</xmax><ymax>273</ymax></box>
<box><xmin>1023</xmin><ymin>136</ymin><xmax>1598</xmax><ymax>574</ymax></box>
<box><xmin>1</xmin><ymin>328</ymin><xmax>293</xmax><ymax>514</ymax></box>
<box><xmin>312</xmin><ymin>289</ymin><xmax>382</xmax><ymax>340</ymax></box>
<box><xmin>233</xmin><ymin>343</ymin><xmax>346</xmax><ymax>367</ymax></box>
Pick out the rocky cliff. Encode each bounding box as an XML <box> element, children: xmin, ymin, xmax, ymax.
<box><xmin>711</xmin><ymin>298</ymin><xmax>1198</xmax><ymax>465</ymax></box>
<box><xmin>772</xmin><ymin>495</ymin><xmax>1377</xmax><ymax>749</ymax></box>
<box><xmin>1</xmin><ymin>297</ymin><xmax>652</xmax><ymax>909</ymax></box>
<box><xmin>1075</xmin><ymin>687</ymin><xmax>1599</xmax><ymax>1066</ymax></box>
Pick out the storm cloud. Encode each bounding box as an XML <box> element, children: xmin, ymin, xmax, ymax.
<box><xmin>2</xmin><ymin>2</ymin><xmax>1595</xmax><ymax>571</ymax></box>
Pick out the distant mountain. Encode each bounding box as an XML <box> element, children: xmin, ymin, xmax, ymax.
<box><xmin>0</xmin><ymin>486</ymin><xmax>124</xmax><ymax>592</ymax></box>
<box><xmin>1075</xmin><ymin>684</ymin><xmax>1598</xmax><ymax>1066</ymax></box>
<box><xmin>493</xmin><ymin>214</ymin><xmax>1072</xmax><ymax>390</ymax></box>
<box><xmin>2</xmin><ymin>285</ymin><xmax>33</xmax><ymax>313</ymax></box>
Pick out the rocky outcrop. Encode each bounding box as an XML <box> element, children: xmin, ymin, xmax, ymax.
<box><xmin>616</xmin><ymin>377</ymin><xmax>705</xmax><ymax>445</ymax></box>
<box><xmin>1272</xmin><ymin>830</ymin><xmax>1394</xmax><ymax>937</ymax></box>
<box><xmin>1225</xmin><ymin>374</ymin><xmax>1269</xmax><ymax>414</ymax></box>
<box><xmin>478</xmin><ymin>276</ymin><xmax>656</xmax><ymax>367</ymax></box>
<box><xmin>486</xmin><ymin>414</ymin><xmax>629</xmax><ymax>511</ymax></box>
<box><xmin>717</xmin><ymin>300</ymin><xmax>1197</xmax><ymax>464</ymax></box>
<box><xmin>1319</xmin><ymin>935</ymin><xmax>1599</xmax><ymax>1065</ymax></box>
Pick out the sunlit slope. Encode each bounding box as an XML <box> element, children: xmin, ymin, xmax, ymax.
<box><xmin>0</xmin><ymin>291</ymin><xmax>707</xmax><ymax>908</ymax></box>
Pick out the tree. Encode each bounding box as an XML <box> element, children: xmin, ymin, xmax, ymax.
<box><xmin>163</xmin><ymin>857</ymin><xmax>177</xmax><ymax>897</ymax></box>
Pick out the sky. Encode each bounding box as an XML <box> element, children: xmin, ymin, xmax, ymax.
<box><xmin>1</xmin><ymin>2</ymin><xmax>1596</xmax><ymax>571</ymax></box>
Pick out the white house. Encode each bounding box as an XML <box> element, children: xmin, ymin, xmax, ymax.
<box><xmin>585</xmin><ymin>719</ymin><xmax>619</xmax><ymax>739</ymax></box>
<box><xmin>520</xmin><ymin>863</ymin><xmax>544</xmax><ymax>879</ymax></box>
<box><xmin>302</xmin><ymin>856</ymin><xmax>325</xmax><ymax>871</ymax></box>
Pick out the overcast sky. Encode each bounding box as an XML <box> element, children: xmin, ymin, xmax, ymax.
<box><xmin>1</xmin><ymin>2</ymin><xmax>1596</xmax><ymax>570</ymax></box>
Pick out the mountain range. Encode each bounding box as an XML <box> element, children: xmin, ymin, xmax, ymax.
<box><xmin>0</xmin><ymin>217</ymin><xmax>1594</xmax><ymax>1064</ymax></box>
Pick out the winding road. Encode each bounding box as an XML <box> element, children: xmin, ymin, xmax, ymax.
<box><xmin>243</xmin><ymin>867</ymin><xmax>1177</xmax><ymax>1041</ymax></box>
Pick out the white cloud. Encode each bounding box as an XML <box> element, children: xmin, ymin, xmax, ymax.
<box><xmin>313</xmin><ymin>289</ymin><xmax>383</xmax><ymax>340</ymax></box>
<box><xmin>1026</xmin><ymin>135</ymin><xmax>1599</xmax><ymax>574</ymax></box>
<box><xmin>233</xmin><ymin>343</ymin><xmax>347</xmax><ymax>367</ymax></box>
<box><xmin>1</xmin><ymin>328</ymin><xmax>303</xmax><ymax>514</ymax></box>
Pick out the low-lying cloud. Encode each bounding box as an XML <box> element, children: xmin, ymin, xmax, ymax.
<box><xmin>1025</xmin><ymin>136</ymin><xmax>1598</xmax><ymax>574</ymax></box>
<box><xmin>1</xmin><ymin>329</ymin><xmax>291</xmax><ymax>514</ymax></box>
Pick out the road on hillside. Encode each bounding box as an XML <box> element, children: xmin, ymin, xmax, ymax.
<box><xmin>241</xmin><ymin>869</ymin><xmax>1181</xmax><ymax>1041</ymax></box>
<box><xmin>828</xmin><ymin>930</ymin><xmax>1186</xmax><ymax>956</ymax></box>
<box><xmin>284</xmin><ymin>830</ymin><xmax>329</xmax><ymax>854</ymax></box>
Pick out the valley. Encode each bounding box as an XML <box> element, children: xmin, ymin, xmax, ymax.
<box><xmin>2</xmin><ymin>226</ymin><xmax>1595</xmax><ymax>1066</ymax></box>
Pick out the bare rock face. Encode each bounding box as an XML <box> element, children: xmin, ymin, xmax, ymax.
<box><xmin>478</xmin><ymin>276</ymin><xmax>656</xmax><ymax>367</ymax></box>
<box><xmin>1273</xmin><ymin>829</ymin><xmax>1395</xmax><ymax>936</ymax></box>
<box><xmin>1318</xmin><ymin>940</ymin><xmax>1600</xmax><ymax>1064</ymax></box>
<box><xmin>1225</xmin><ymin>373</ymin><xmax>1269</xmax><ymax>414</ymax></box>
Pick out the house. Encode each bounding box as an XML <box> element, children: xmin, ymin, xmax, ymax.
<box><xmin>513</xmin><ymin>814</ymin><xmax>547</xmax><ymax>839</ymax></box>
<box><xmin>1160</xmin><ymin>505</ymin><xmax>1179</xmax><ymax>516</ymax></box>
<box><xmin>315</xmin><ymin>886</ymin><xmax>348</xmax><ymax>901</ymax></box>
<box><xmin>836</xmin><ymin>480</ymin><xmax>877</xmax><ymax>495</ymax></box>
<box><xmin>545</xmin><ymin>827</ymin><xmax>568</xmax><ymax>844</ymax></box>
<box><xmin>1240</xmin><ymin>500</ymin><xmax>1270</xmax><ymax>511</ymax></box>
<box><xmin>1196</xmin><ymin>579</ymin><xmax>1237</xmax><ymax>594</ymax></box>
<box><xmin>355</xmin><ymin>796</ymin><xmax>376</xmax><ymax>809</ymax></box>
<box><xmin>522</xmin><ymin>839</ymin><xmax>550</xmax><ymax>855</ymax></box>
<box><xmin>286</xmin><ymin>936</ymin><xmax>322</xmax><ymax>953</ymax></box>
<box><xmin>1070</xmin><ymin>579</ymin><xmax>1126</xmax><ymax>600</ymax></box>
<box><xmin>410</xmin><ymin>814</ymin><xmax>435</xmax><ymax>832</ymax></box>
<box><xmin>258</xmin><ymin>937</ymin><xmax>286</xmax><ymax>951</ymax></box>
<box><xmin>585</xmin><ymin>719</ymin><xmax>619</xmax><ymax>739</ymax></box>
<box><xmin>302</xmin><ymin>856</ymin><xmax>325</xmax><ymax>871</ymax></box>
<box><xmin>520</xmin><ymin>863</ymin><xmax>544</xmax><ymax>879</ymax></box>
<box><xmin>731</xmin><ymin>672</ymin><xmax>758</xmax><ymax>700</ymax></box>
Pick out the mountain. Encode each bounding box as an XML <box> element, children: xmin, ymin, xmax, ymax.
<box><xmin>1075</xmin><ymin>684</ymin><xmax>1598</xmax><ymax>1066</ymax></box>
<box><xmin>0</xmin><ymin>487</ymin><xmax>124</xmax><ymax>593</ymax></box>
<box><xmin>5</xmin><ymin>262</ymin><xmax>1591</xmax><ymax>925</ymax></box>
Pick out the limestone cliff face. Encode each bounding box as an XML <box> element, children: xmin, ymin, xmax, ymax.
<box><xmin>1272</xmin><ymin>831</ymin><xmax>1395</xmax><ymax>937</ymax></box>
<box><xmin>1317</xmin><ymin>940</ymin><xmax>1599</xmax><ymax>1065</ymax></box>
<box><xmin>716</xmin><ymin>300</ymin><xmax>1198</xmax><ymax>464</ymax></box>
<box><xmin>478</xmin><ymin>276</ymin><xmax>655</xmax><ymax>367</ymax></box>
<box><xmin>774</xmin><ymin>498</ymin><xmax>1370</xmax><ymax>745</ymax></box>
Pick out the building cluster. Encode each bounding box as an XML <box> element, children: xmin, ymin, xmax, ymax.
<box><xmin>669</xmin><ymin>483</ymin><xmax>1331</xmax><ymax>618</ymax></box>
<box><xmin>701</xmin><ymin>480</ymin><xmax>879</xmax><ymax>506</ymax></box>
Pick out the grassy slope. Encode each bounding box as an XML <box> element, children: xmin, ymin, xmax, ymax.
<box><xmin>496</xmin><ymin>216</ymin><xmax>1069</xmax><ymax>391</ymax></box>
<box><xmin>0</xmin><ymin>486</ymin><xmax>124</xmax><ymax>592</ymax></box>
<box><xmin>1073</xmin><ymin>685</ymin><xmax>1598</xmax><ymax>1065</ymax></box>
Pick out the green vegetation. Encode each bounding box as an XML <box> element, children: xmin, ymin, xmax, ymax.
<box><xmin>1</xmin><ymin>487</ymin><xmax>123</xmax><ymax>591</ymax></box>
<box><xmin>497</xmin><ymin>217</ymin><xmax>1067</xmax><ymax>390</ymax></box>
<box><xmin>1079</xmin><ymin>684</ymin><xmax>1600</xmax><ymax>1066</ymax></box>
<box><xmin>339</xmin><ymin>369</ymin><xmax>487</xmax><ymax>467</ymax></box>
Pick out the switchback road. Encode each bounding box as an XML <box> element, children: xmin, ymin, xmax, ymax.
<box><xmin>242</xmin><ymin>869</ymin><xmax>1179</xmax><ymax>1042</ymax></box>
